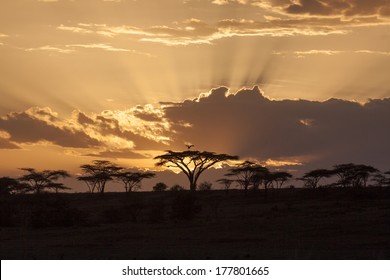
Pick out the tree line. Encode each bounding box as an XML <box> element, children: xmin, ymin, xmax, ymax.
<box><xmin>0</xmin><ymin>148</ymin><xmax>389</xmax><ymax>195</ymax></box>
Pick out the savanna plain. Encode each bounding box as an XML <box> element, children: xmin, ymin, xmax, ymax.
<box><xmin>1</xmin><ymin>188</ymin><xmax>389</xmax><ymax>260</ymax></box>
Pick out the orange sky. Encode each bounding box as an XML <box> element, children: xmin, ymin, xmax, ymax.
<box><xmin>0</xmin><ymin>0</ymin><xmax>389</xmax><ymax>186</ymax></box>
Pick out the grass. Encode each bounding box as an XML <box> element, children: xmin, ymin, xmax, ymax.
<box><xmin>0</xmin><ymin>187</ymin><xmax>389</xmax><ymax>259</ymax></box>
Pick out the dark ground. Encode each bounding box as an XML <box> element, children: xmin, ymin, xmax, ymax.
<box><xmin>1</xmin><ymin>188</ymin><xmax>389</xmax><ymax>259</ymax></box>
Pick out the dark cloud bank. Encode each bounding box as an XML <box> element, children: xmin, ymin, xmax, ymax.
<box><xmin>164</xmin><ymin>86</ymin><xmax>390</xmax><ymax>171</ymax></box>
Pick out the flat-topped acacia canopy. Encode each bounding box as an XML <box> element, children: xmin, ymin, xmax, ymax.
<box><xmin>154</xmin><ymin>150</ymin><xmax>238</xmax><ymax>191</ymax></box>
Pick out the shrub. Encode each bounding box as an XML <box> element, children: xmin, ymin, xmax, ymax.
<box><xmin>153</xmin><ymin>182</ymin><xmax>168</xmax><ymax>192</ymax></box>
<box><xmin>170</xmin><ymin>184</ymin><xmax>184</xmax><ymax>191</ymax></box>
<box><xmin>198</xmin><ymin>181</ymin><xmax>212</xmax><ymax>191</ymax></box>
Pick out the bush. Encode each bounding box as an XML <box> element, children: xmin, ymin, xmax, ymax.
<box><xmin>170</xmin><ymin>184</ymin><xmax>184</xmax><ymax>192</ymax></box>
<box><xmin>198</xmin><ymin>181</ymin><xmax>212</xmax><ymax>191</ymax></box>
<box><xmin>153</xmin><ymin>182</ymin><xmax>168</xmax><ymax>192</ymax></box>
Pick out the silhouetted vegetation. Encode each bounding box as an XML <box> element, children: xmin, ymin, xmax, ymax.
<box><xmin>198</xmin><ymin>181</ymin><xmax>212</xmax><ymax>191</ymax></box>
<box><xmin>0</xmin><ymin>177</ymin><xmax>27</xmax><ymax>195</ymax></box>
<box><xmin>153</xmin><ymin>182</ymin><xmax>168</xmax><ymax>192</ymax></box>
<box><xmin>154</xmin><ymin>149</ymin><xmax>238</xmax><ymax>191</ymax></box>
<box><xmin>19</xmin><ymin>168</ymin><xmax>70</xmax><ymax>194</ymax></box>
<box><xmin>225</xmin><ymin>161</ymin><xmax>267</xmax><ymax>192</ymax></box>
<box><xmin>78</xmin><ymin>160</ymin><xmax>122</xmax><ymax>193</ymax></box>
<box><xmin>298</xmin><ymin>169</ymin><xmax>333</xmax><ymax>188</ymax></box>
<box><xmin>169</xmin><ymin>184</ymin><xmax>184</xmax><ymax>191</ymax></box>
<box><xmin>216</xmin><ymin>178</ymin><xmax>234</xmax><ymax>193</ymax></box>
<box><xmin>1</xmin><ymin>152</ymin><xmax>390</xmax><ymax>260</ymax></box>
<box><xmin>224</xmin><ymin>161</ymin><xmax>293</xmax><ymax>194</ymax></box>
<box><xmin>1</xmin><ymin>187</ymin><xmax>389</xmax><ymax>259</ymax></box>
<box><xmin>115</xmin><ymin>170</ymin><xmax>155</xmax><ymax>192</ymax></box>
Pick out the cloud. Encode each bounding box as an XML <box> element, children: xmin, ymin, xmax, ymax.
<box><xmin>273</xmin><ymin>49</ymin><xmax>390</xmax><ymax>57</ymax></box>
<box><xmin>25</xmin><ymin>45</ymin><xmax>75</xmax><ymax>54</ymax></box>
<box><xmin>24</xmin><ymin>43</ymin><xmax>152</xmax><ymax>56</ymax></box>
<box><xmin>85</xmin><ymin>149</ymin><xmax>148</xmax><ymax>159</ymax></box>
<box><xmin>161</xmin><ymin>86</ymin><xmax>390</xmax><ymax>170</ymax></box>
<box><xmin>66</xmin><ymin>43</ymin><xmax>131</xmax><ymax>52</ymax></box>
<box><xmin>58</xmin><ymin>16</ymin><xmax>353</xmax><ymax>46</ymax></box>
<box><xmin>0</xmin><ymin>138</ymin><xmax>19</xmax><ymax>149</ymax></box>
<box><xmin>0</xmin><ymin>130</ymin><xmax>19</xmax><ymax>149</ymax></box>
<box><xmin>0</xmin><ymin>105</ymin><xmax>174</xmax><ymax>159</ymax></box>
<box><xmin>0</xmin><ymin>109</ymin><xmax>100</xmax><ymax>148</ymax></box>
<box><xmin>217</xmin><ymin>0</ymin><xmax>390</xmax><ymax>18</ymax></box>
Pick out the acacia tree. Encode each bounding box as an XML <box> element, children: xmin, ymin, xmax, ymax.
<box><xmin>78</xmin><ymin>160</ymin><xmax>122</xmax><ymax>193</ymax></box>
<box><xmin>384</xmin><ymin>171</ymin><xmax>390</xmax><ymax>187</ymax></box>
<box><xmin>216</xmin><ymin>178</ymin><xmax>234</xmax><ymax>193</ymax></box>
<box><xmin>18</xmin><ymin>168</ymin><xmax>70</xmax><ymax>194</ymax></box>
<box><xmin>154</xmin><ymin>150</ymin><xmax>238</xmax><ymax>191</ymax></box>
<box><xmin>271</xmin><ymin>171</ymin><xmax>293</xmax><ymax>189</ymax></box>
<box><xmin>333</xmin><ymin>163</ymin><xmax>378</xmax><ymax>188</ymax></box>
<box><xmin>0</xmin><ymin>177</ymin><xmax>28</xmax><ymax>195</ymax></box>
<box><xmin>298</xmin><ymin>169</ymin><xmax>332</xmax><ymax>189</ymax></box>
<box><xmin>115</xmin><ymin>171</ymin><xmax>155</xmax><ymax>192</ymax></box>
<box><xmin>225</xmin><ymin>161</ymin><xmax>268</xmax><ymax>192</ymax></box>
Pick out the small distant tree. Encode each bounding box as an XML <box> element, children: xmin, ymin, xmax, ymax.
<box><xmin>272</xmin><ymin>171</ymin><xmax>293</xmax><ymax>189</ymax></box>
<box><xmin>153</xmin><ymin>182</ymin><xmax>168</xmax><ymax>192</ymax></box>
<box><xmin>384</xmin><ymin>171</ymin><xmax>390</xmax><ymax>187</ymax></box>
<box><xmin>78</xmin><ymin>160</ymin><xmax>122</xmax><ymax>193</ymax></box>
<box><xmin>372</xmin><ymin>171</ymin><xmax>390</xmax><ymax>187</ymax></box>
<box><xmin>19</xmin><ymin>168</ymin><xmax>70</xmax><ymax>194</ymax></box>
<box><xmin>198</xmin><ymin>181</ymin><xmax>212</xmax><ymax>191</ymax></box>
<box><xmin>115</xmin><ymin>171</ymin><xmax>155</xmax><ymax>192</ymax></box>
<box><xmin>154</xmin><ymin>149</ymin><xmax>238</xmax><ymax>191</ymax></box>
<box><xmin>298</xmin><ymin>169</ymin><xmax>332</xmax><ymax>189</ymax></box>
<box><xmin>216</xmin><ymin>178</ymin><xmax>234</xmax><ymax>193</ymax></box>
<box><xmin>225</xmin><ymin>161</ymin><xmax>268</xmax><ymax>193</ymax></box>
<box><xmin>48</xmin><ymin>182</ymin><xmax>71</xmax><ymax>194</ymax></box>
<box><xmin>0</xmin><ymin>177</ymin><xmax>27</xmax><ymax>195</ymax></box>
<box><xmin>170</xmin><ymin>184</ymin><xmax>184</xmax><ymax>191</ymax></box>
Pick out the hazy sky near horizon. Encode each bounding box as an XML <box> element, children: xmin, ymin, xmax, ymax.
<box><xmin>0</xmin><ymin>0</ymin><xmax>390</xmax><ymax>181</ymax></box>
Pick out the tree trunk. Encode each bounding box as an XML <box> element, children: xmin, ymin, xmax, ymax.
<box><xmin>190</xmin><ymin>182</ymin><xmax>197</xmax><ymax>192</ymax></box>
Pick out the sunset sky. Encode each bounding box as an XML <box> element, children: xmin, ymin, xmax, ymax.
<box><xmin>0</xmin><ymin>0</ymin><xmax>389</xmax><ymax>189</ymax></box>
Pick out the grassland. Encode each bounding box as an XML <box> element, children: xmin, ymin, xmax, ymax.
<box><xmin>1</xmin><ymin>188</ymin><xmax>389</xmax><ymax>259</ymax></box>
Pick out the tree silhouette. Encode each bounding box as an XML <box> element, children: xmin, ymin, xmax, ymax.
<box><xmin>153</xmin><ymin>182</ymin><xmax>168</xmax><ymax>192</ymax></box>
<box><xmin>115</xmin><ymin>170</ymin><xmax>155</xmax><ymax>192</ymax></box>
<box><xmin>198</xmin><ymin>181</ymin><xmax>212</xmax><ymax>191</ymax></box>
<box><xmin>0</xmin><ymin>177</ymin><xmax>27</xmax><ymax>195</ymax></box>
<box><xmin>154</xmin><ymin>150</ymin><xmax>238</xmax><ymax>191</ymax></box>
<box><xmin>48</xmin><ymin>182</ymin><xmax>71</xmax><ymax>194</ymax></box>
<box><xmin>78</xmin><ymin>160</ymin><xmax>122</xmax><ymax>193</ymax></box>
<box><xmin>18</xmin><ymin>168</ymin><xmax>70</xmax><ymax>194</ymax></box>
<box><xmin>298</xmin><ymin>169</ymin><xmax>332</xmax><ymax>189</ymax></box>
<box><xmin>216</xmin><ymin>178</ymin><xmax>234</xmax><ymax>193</ymax></box>
<box><xmin>225</xmin><ymin>161</ymin><xmax>268</xmax><ymax>193</ymax></box>
<box><xmin>170</xmin><ymin>184</ymin><xmax>185</xmax><ymax>191</ymax></box>
<box><xmin>384</xmin><ymin>171</ymin><xmax>390</xmax><ymax>187</ymax></box>
<box><xmin>271</xmin><ymin>171</ymin><xmax>293</xmax><ymax>189</ymax></box>
<box><xmin>333</xmin><ymin>163</ymin><xmax>378</xmax><ymax>188</ymax></box>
